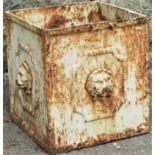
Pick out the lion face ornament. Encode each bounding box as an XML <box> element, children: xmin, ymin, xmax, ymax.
<box><xmin>85</xmin><ymin>68</ymin><xmax>113</xmax><ymax>101</ymax></box>
<box><xmin>16</xmin><ymin>62</ymin><xmax>32</xmax><ymax>94</ymax></box>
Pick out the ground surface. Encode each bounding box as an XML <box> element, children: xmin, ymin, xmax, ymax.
<box><xmin>3</xmin><ymin>73</ymin><xmax>151</xmax><ymax>155</ymax></box>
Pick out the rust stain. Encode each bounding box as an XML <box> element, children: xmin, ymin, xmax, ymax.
<box><xmin>5</xmin><ymin>17</ymin><xmax>11</xmax><ymax>59</ymax></box>
<box><xmin>136</xmin><ymin>17</ymin><xmax>148</xmax><ymax>24</ymax></box>
<box><xmin>48</xmin><ymin>121</ymin><xmax>149</xmax><ymax>153</ymax></box>
<box><xmin>45</xmin><ymin>15</ymin><xmax>69</xmax><ymax>29</ymax></box>
<box><xmin>11</xmin><ymin>111</ymin><xmax>50</xmax><ymax>153</ymax></box>
<box><xmin>88</xmin><ymin>10</ymin><xmax>107</xmax><ymax>23</ymax></box>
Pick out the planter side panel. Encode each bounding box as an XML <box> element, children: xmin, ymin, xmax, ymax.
<box><xmin>6</xmin><ymin>19</ymin><xmax>49</xmax><ymax>151</ymax></box>
<box><xmin>45</xmin><ymin>22</ymin><xmax>150</xmax><ymax>153</ymax></box>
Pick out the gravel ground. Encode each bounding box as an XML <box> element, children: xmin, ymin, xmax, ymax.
<box><xmin>3</xmin><ymin>73</ymin><xmax>151</xmax><ymax>155</ymax></box>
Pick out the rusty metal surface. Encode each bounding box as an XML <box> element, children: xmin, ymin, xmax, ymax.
<box><xmin>5</xmin><ymin>1</ymin><xmax>150</xmax><ymax>154</ymax></box>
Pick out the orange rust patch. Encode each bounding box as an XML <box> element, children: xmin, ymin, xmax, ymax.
<box><xmin>11</xmin><ymin>111</ymin><xmax>49</xmax><ymax>153</ymax></box>
<box><xmin>49</xmin><ymin>121</ymin><xmax>149</xmax><ymax>154</ymax></box>
<box><xmin>88</xmin><ymin>10</ymin><xmax>107</xmax><ymax>23</ymax></box>
<box><xmin>45</xmin><ymin>15</ymin><xmax>69</xmax><ymax>29</ymax></box>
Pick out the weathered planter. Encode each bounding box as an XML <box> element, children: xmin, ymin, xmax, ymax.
<box><xmin>5</xmin><ymin>1</ymin><xmax>150</xmax><ymax>154</ymax></box>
